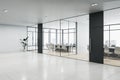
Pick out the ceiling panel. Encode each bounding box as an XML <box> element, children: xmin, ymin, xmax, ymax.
<box><xmin>0</xmin><ymin>0</ymin><xmax>119</xmax><ymax>26</ymax></box>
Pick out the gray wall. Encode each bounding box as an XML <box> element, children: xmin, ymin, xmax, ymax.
<box><xmin>0</xmin><ymin>24</ymin><xmax>27</xmax><ymax>53</ymax></box>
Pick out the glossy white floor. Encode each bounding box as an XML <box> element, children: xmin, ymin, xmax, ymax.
<box><xmin>0</xmin><ymin>52</ymin><xmax>120</xmax><ymax>80</ymax></box>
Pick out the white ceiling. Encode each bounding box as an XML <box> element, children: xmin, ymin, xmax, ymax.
<box><xmin>0</xmin><ymin>0</ymin><xmax>120</xmax><ymax>26</ymax></box>
<box><xmin>104</xmin><ymin>8</ymin><xmax>120</xmax><ymax>25</ymax></box>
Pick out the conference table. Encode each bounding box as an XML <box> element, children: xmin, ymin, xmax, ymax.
<box><xmin>55</xmin><ymin>45</ymin><xmax>71</xmax><ymax>52</ymax></box>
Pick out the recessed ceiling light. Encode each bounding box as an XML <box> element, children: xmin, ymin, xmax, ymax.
<box><xmin>3</xmin><ymin>9</ymin><xmax>8</xmax><ymax>13</ymax></box>
<box><xmin>91</xmin><ymin>3</ymin><xmax>98</xmax><ymax>7</ymax></box>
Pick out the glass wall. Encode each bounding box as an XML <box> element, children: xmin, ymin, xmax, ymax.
<box><xmin>104</xmin><ymin>8</ymin><xmax>120</xmax><ymax>66</ymax></box>
<box><xmin>27</xmin><ymin>7</ymin><xmax>120</xmax><ymax>66</ymax></box>
<box><xmin>42</xmin><ymin>15</ymin><xmax>89</xmax><ymax>61</ymax></box>
<box><xmin>62</xmin><ymin>15</ymin><xmax>89</xmax><ymax>61</ymax></box>
<box><xmin>27</xmin><ymin>27</ymin><xmax>38</xmax><ymax>51</ymax></box>
<box><xmin>104</xmin><ymin>25</ymin><xmax>120</xmax><ymax>66</ymax></box>
<box><xmin>43</xmin><ymin>21</ymin><xmax>61</xmax><ymax>56</ymax></box>
<box><xmin>60</xmin><ymin>20</ymin><xmax>76</xmax><ymax>57</ymax></box>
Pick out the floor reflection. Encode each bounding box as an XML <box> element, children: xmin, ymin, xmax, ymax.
<box><xmin>43</xmin><ymin>50</ymin><xmax>89</xmax><ymax>61</ymax></box>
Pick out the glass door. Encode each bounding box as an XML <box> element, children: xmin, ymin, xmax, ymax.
<box><xmin>43</xmin><ymin>21</ymin><xmax>61</xmax><ymax>56</ymax></box>
<box><xmin>60</xmin><ymin>20</ymin><xmax>77</xmax><ymax>58</ymax></box>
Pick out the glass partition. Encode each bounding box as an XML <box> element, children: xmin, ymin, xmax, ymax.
<box><xmin>27</xmin><ymin>27</ymin><xmax>38</xmax><ymax>51</ymax></box>
<box><xmin>42</xmin><ymin>15</ymin><xmax>89</xmax><ymax>61</ymax></box>
<box><xmin>104</xmin><ymin>8</ymin><xmax>120</xmax><ymax>66</ymax></box>
<box><xmin>43</xmin><ymin>21</ymin><xmax>61</xmax><ymax>56</ymax></box>
<box><xmin>60</xmin><ymin>15</ymin><xmax>89</xmax><ymax>61</ymax></box>
<box><xmin>60</xmin><ymin>20</ymin><xmax>77</xmax><ymax>57</ymax></box>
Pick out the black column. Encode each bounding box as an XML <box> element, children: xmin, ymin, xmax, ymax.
<box><xmin>89</xmin><ymin>11</ymin><xmax>104</xmax><ymax>64</ymax></box>
<box><xmin>38</xmin><ymin>23</ymin><xmax>43</xmax><ymax>53</ymax></box>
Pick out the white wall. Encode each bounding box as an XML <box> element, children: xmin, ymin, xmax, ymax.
<box><xmin>0</xmin><ymin>24</ymin><xmax>27</xmax><ymax>53</ymax></box>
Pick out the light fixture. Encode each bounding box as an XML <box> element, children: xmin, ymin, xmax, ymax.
<box><xmin>91</xmin><ymin>3</ymin><xmax>98</xmax><ymax>7</ymax></box>
<box><xmin>3</xmin><ymin>9</ymin><xmax>8</xmax><ymax>13</ymax></box>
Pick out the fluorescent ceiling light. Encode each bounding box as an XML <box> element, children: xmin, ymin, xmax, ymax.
<box><xmin>3</xmin><ymin>9</ymin><xmax>8</xmax><ymax>13</ymax></box>
<box><xmin>91</xmin><ymin>3</ymin><xmax>98</xmax><ymax>7</ymax></box>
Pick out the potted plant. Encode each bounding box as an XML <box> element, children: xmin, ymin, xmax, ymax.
<box><xmin>20</xmin><ymin>36</ymin><xmax>28</xmax><ymax>51</ymax></box>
